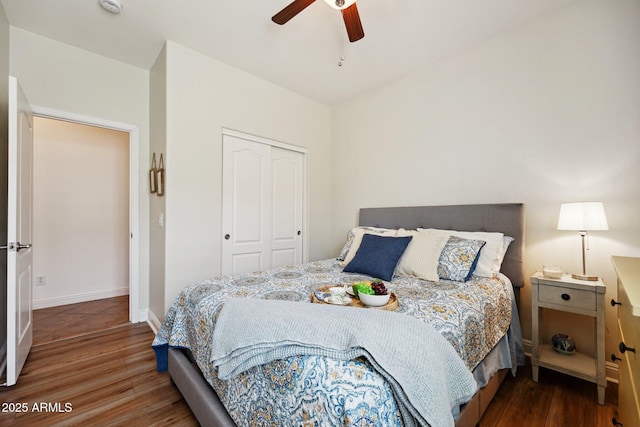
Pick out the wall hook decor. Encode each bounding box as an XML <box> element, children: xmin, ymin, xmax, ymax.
<box><xmin>156</xmin><ymin>153</ymin><xmax>165</xmax><ymax>197</ymax></box>
<box><xmin>149</xmin><ymin>153</ymin><xmax>158</xmax><ymax>194</ymax></box>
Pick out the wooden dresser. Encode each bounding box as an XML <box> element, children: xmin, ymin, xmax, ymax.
<box><xmin>611</xmin><ymin>256</ymin><xmax>640</xmax><ymax>427</ymax></box>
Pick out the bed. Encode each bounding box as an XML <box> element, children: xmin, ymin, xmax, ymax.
<box><xmin>153</xmin><ymin>203</ymin><xmax>525</xmax><ymax>427</ymax></box>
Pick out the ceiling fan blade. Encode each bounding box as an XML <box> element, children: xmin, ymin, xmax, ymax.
<box><xmin>342</xmin><ymin>3</ymin><xmax>364</xmax><ymax>42</ymax></box>
<box><xmin>272</xmin><ymin>0</ymin><xmax>317</xmax><ymax>25</ymax></box>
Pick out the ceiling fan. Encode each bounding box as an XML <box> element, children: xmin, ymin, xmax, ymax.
<box><xmin>272</xmin><ymin>0</ymin><xmax>365</xmax><ymax>43</ymax></box>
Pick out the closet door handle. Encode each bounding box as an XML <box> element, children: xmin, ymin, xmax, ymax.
<box><xmin>0</xmin><ymin>242</ymin><xmax>31</xmax><ymax>252</ymax></box>
<box><xmin>224</xmin><ymin>234</ymin><xmax>230</xmax><ymax>240</ymax></box>
<box><xmin>16</xmin><ymin>242</ymin><xmax>32</xmax><ymax>252</ymax></box>
<box><xmin>611</xmin><ymin>299</ymin><xmax>621</xmax><ymax>306</ymax></box>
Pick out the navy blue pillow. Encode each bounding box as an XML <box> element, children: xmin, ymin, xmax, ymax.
<box><xmin>343</xmin><ymin>234</ymin><xmax>413</xmax><ymax>281</ymax></box>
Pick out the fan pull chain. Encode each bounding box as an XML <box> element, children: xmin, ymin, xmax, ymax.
<box><xmin>338</xmin><ymin>20</ymin><xmax>346</xmax><ymax>67</ymax></box>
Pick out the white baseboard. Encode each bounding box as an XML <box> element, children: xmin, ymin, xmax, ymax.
<box><xmin>522</xmin><ymin>338</ymin><xmax>619</xmax><ymax>383</ymax></box>
<box><xmin>33</xmin><ymin>287</ymin><xmax>129</xmax><ymax>310</ymax></box>
<box><xmin>146</xmin><ymin>309</ymin><xmax>162</xmax><ymax>334</ymax></box>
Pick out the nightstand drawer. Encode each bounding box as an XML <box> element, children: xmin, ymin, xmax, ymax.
<box><xmin>538</xmin><ymin>284</ymin><xmax>596</xmax><ymax>311</ymax></box>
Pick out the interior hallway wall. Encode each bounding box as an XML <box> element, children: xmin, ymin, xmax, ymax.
<box><xmin>33</xmin><ymin>117</ymin><xmax>129</xmax><ymax>308</ymax></box>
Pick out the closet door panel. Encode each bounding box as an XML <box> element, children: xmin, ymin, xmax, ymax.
<box><xmin>222</xmin><ymin>135</ymin><xmax>272</xmax><ymax>275</ymax></box>
<box><xmin>271</xmin><ymin>147</ymin><xmax>303</xmax><ymax>268</ymax></box>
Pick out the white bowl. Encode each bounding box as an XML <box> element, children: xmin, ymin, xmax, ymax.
<box><xmin>359</xmin><ymin>293</ymin><xmax>390</xmax><ymax>307</ymax></box>
<box><xmin>543</xmin><ymin>265</ymin><xmax>563</xmax><ymax>279</ymax></box>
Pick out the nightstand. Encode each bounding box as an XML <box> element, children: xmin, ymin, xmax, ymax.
<box><xmin>530</xmin><ymin>272</ymin><xmax>606</xmax><ymax>404</ymax></box>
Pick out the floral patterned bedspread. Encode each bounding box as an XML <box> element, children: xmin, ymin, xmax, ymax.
<box><xmin>153</xmin><ymin>259</ymin><xmax>512</xmax><ymax>427</ymax></box>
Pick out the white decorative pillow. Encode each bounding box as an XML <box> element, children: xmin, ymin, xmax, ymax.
<box><xmin>341</xmin><ymin>227</ymin><xmax>397</xmax><ymax>266</ymax></box>
<box><xmin>395</xmin><ymin>229</ymin><xmax>450</xmax><ymax>282</ymax></box>
<box><xmin>418</xmin><ymin>228</ymin><xmax>505</xmax><ymax>278</ymax></box>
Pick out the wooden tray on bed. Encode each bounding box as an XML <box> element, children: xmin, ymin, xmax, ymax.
<box><xmin>311</xmin><ymin>285</ymin><xmax>399</xmax><ymax>311</ymax></box>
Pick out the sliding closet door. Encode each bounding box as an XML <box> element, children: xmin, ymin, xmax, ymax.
<box><xmin>271</xmin><ymin>147</ymin><xmax>303</xmax><ymax>268</ymax></box>
<box><xmin>222</xmin><ymin>135</ymin><xmax>272</xmax><ymax>275</ymax></box>
<box><xmin>221</xmin><ymin>133</ymin><xmax>304</xmax><ymax>275</ymax></box>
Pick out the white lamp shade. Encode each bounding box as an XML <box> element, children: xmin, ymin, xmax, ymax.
<box><xmin>557</xmin><ymin>202</ymin><xmax>609</xmax><ymax>231</ymax></box>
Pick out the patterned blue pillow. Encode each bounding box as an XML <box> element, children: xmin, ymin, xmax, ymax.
<box><xmin>437</xmin><ymin>236</ymin><xmax>486</xmax><ymax>282</ymax></box>
<box><xmin>343</xmin><ymin>234</ymin><xmax>413</xmax><ymax>281</ymax></box>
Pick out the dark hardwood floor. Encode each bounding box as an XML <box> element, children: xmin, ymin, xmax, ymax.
<box><xmin>1</xmin><ymin>323</ymin><xmax>197</xmax><ymax>426</ymax></box>
<box><xmin>32</xmin><ymin>295</ymin><xmax>129</xmax><ymax>345</ymax></box>
<box><xmin>481</xmin><ymin>360</ymin><xmax>618</xmax><ymax>426</ymax></box>
<box><xmin>0</xmin><ymin>297</ymin><xmax>618</xmax><ymax>426</ymax></box>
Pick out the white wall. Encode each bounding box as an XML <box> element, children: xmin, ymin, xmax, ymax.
<box><xmin>32</xmin><ymin>117</ymin><xmax>129</xmax><ymax>308</ymax></box>
<box><xmin>9</xmin><ymin>28</ymin><xmax>150</xmax><ymax>318</ymax></box>
<box><xmin>157</xmin><ymin>41</ymin><xmax>332</xmax><ymax>314</ymax></box>
<box><xmin>331</xmin><ymin>0</ymin><xmax>640</xmax><ymax>363</ymax></box>
<box><xmin>148</xmin><ymin>44</ymin><xmax>167</xmax><ymax>323</ymax></box>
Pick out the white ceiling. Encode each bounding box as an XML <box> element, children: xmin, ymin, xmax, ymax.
<box><xmin>1</xmin><ymin>0</ymin><xmax>580</xmax><ymax>105</ymax></box>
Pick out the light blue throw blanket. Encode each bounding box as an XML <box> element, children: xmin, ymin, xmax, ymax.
<box><xmin>211</xmin><ymin>298</ymin><xmax>477</xmax><ymax>427</ymax></box>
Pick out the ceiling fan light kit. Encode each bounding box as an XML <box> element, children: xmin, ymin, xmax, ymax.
<box><xmin>272</xmin><ymin>0</ymin><xmax>364</xmax><ymax>43</ymax></box>
<box><xmin>324</xmin><ymin>0</ymin><xmax>357</xmax><ymax>10</ymax></box>
<box><xmin>99</xmin><ymin>0</ymin><xmax>122</xmax><ymax>14</ymax></box>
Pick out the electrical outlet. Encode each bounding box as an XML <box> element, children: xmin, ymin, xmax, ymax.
<box><xmin>36</xmin><ymin>275</ymin><xmax>46</xmax><ymax>286</ymax></box>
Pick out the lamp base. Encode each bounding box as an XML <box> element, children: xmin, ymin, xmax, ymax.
<box><xmin>570</xmin><ymin>273</ymin><xmax>599</xmax><ymax>281</ymax></box>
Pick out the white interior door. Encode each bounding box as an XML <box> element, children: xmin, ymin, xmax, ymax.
<box><xmin>222</xmin><ymin>135</ymin><xmax>272</xmax><ymax>275</ymax></box>
<box><xmin>271</xmin><ymin>147</ymin><xmax>303</xmax><ymax>268</ymax></box>
<box><xmin>5</xmin><ymin>76</ymin><xmax>34</xmax><ymax>386</ymax></box>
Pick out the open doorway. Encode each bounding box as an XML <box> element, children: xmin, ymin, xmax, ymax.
<box><xmin>31</xmin><ymin>117</ymin><xmax>131</xmax><ymax>344</ymax></box>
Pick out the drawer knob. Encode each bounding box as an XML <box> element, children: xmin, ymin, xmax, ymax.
<box><xmin>611</xmin><ymin>417</ymin><xmax>623</xmax><ymax>426</ymax></box>
<box><xmin>561</xmin><ymin>293</ymin><xmax>571</xmax><ymax>301</ymax></box>
<box><xmin>619</xmin><ymin>342</ymin><xmax>636</xmax><ymax>354</ymax></box>
<box><xmin>611</xmin><ymin>299</ymin><xmax>621</xmax><ymax>306</ymax></box>
<box><xmin>611</xmin><ymin>353</ymin><xmax>621</xmax><ymax>362</ymax></box>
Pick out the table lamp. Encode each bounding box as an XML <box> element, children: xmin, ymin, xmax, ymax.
<box><xmin>557</xmin><ymin>202</ymin><xmax>608</xmax><ymax>281</ymax></box>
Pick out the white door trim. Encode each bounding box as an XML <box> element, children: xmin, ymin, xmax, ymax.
<box><xmin>222</xmin><ymin>128</ymin><xmax>309</xmax><ymax>264</ymax></box>
<box><xmin>223</xmin><ymin>128</ymin><xmax>308</xmax><ymax>154</ymax></box>
<box><xmin>31</xmin><ymin>105</ymin><xmax>141</xmax><ymax>323</ymax></box>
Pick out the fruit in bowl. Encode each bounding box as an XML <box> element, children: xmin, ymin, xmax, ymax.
<box><xmin>370</xmin><ymin>280</ymin><xmax>388</xmax><ymax>296</ymax></box>
<box><xmin>354</xmin><ymin>279</ymin><xmax>390</xmax><ymax>306</ymax></box>
<box><xmin>351</xmin><ymin>281</ymin><xmax>371</xmax><ymax>298</ymax></box>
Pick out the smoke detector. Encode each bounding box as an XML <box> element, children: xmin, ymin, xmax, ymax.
<box><xmin>99</xmin><ymin>0</ymin><xmax>122</xmax><ymax>14</ymax></box>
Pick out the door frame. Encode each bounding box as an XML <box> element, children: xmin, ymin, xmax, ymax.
<box><xmin>222</xmin><ymin>128</ymin><xmax>309</xmax><ymax>266</ymax></box>
<box><xmin>32</xmin><ymin>105</ymin><xmax>141</xmax><ymax>323</ymax></box>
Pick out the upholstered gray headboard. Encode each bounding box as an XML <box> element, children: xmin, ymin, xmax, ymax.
<box><xmin>358</xmin><ymin>203</ymin><xmax>524</xmax><ymax>288</ymax></box>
